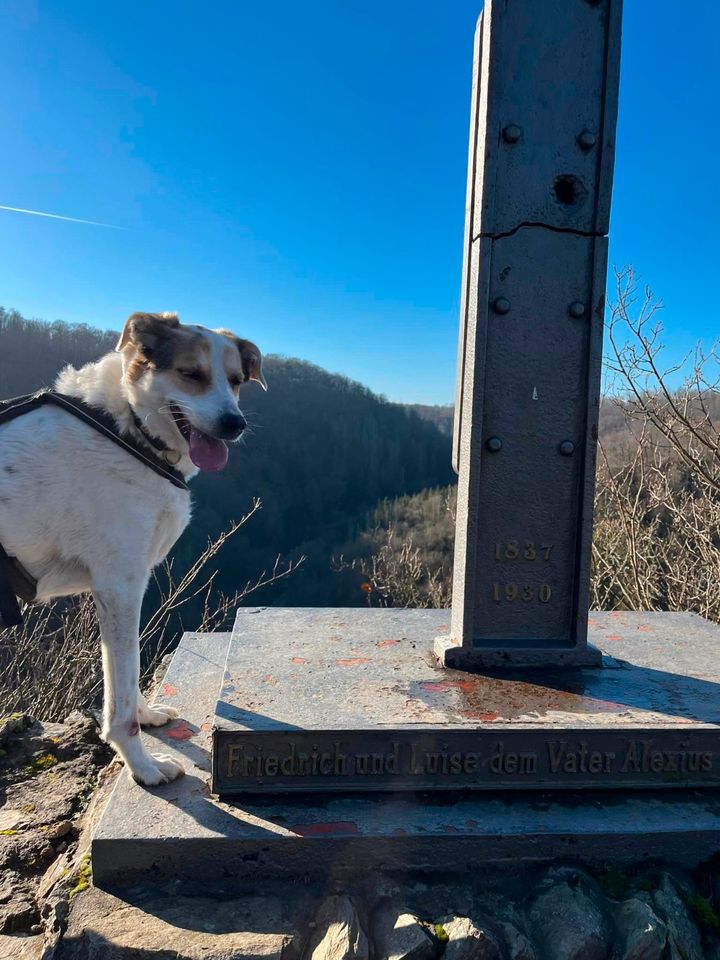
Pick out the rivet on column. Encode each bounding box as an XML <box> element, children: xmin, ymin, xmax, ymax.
<box><xmin>492</xmin><ymin>297</ymin><xmax>511</xmax><ymax>315</ymax></box>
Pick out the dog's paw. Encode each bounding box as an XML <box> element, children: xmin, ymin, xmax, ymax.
<box><xmin>131</xmin><ymin>754</ymin><xmax>186</xmax><ymax>787</ymax></box>
<box><xmin>138</xmin><ymin>704</ymin><xmax>180</xmax><ymax>727</ymax></box>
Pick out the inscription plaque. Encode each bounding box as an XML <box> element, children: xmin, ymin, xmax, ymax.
<box><xmin>212</xmin><ymin>728</ymin><xmax>720</xmax><ymax>796</ymax></box>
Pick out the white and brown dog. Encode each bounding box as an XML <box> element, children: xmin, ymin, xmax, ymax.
<box><xmin>0</xmin><ymin>312</ymin><xmax>265</xmax><ymax>786</ymax></box>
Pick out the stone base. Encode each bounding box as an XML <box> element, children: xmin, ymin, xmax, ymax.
<box><xmin>434</xmin><ymin>634</ymin><xmax>603</xmax><ymax>669</ymax></box>
<box><xmin>91</xmin><ymin>614</ymin><xmax>720</xmax><ymax>889</ymax></box>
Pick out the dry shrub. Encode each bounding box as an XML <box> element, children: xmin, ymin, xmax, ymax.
<box><xmin>592</xmin><ymin>268</ymin><xmax>720</xmax><ymax>618</ymax></box>
<box><xmin>345</xmin><ymin>527</ymin><xmax>451</xmax><ymax>609</ymax></box>
<box><xmin>0</xmin><ymin>498</ymin><xmax>302</xmax><ymax>720</ymax></box>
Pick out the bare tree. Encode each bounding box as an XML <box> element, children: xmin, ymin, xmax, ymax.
<box><xmin>592</xmin><ymin>267</ymin><xmax>720</xmax><ymax>618</ymax></box>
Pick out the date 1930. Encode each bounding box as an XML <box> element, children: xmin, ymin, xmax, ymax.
<box><xmin>492</xmin><ymin>582</ymin><xmax>552</xmax><ymax>603</ymax></box>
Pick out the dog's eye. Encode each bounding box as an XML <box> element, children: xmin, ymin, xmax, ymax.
<box><xmin>228</xmin><ymin>375</ymin><xmax>242</xmax><ymax>389</ymax></box>
<box><xmin>179</xmin><ymin>369</ymin><xmax>204</xmax><ymax>382</ymax></box>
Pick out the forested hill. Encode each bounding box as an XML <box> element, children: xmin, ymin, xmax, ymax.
<box><xmin>0</xmin><ymin>307</ymin><xmax>454</xmax><ymax>607</ymax></box>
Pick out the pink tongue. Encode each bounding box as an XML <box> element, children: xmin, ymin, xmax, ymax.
<box><xmin>188</xmin><ymin>428</ymin><xmax>228</xmax><ymax>471</ymax></box>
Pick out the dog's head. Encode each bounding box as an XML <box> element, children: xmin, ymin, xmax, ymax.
<box><xmin>116</xmin><ymin>312</ymin><xmax>266</xmax><ymax>472</ymax></box>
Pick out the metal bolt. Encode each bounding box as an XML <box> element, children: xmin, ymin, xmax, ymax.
<box><xmin>559</xmin><ymin>441</ymin><xmax>575</xmax><ymax>456</ymax></box>
<box><xmin>486</xmin><ymin>437</ymin><xmax>503</xmax><ymax>453</ymax></box>
<box><xmin>502</xmin><ymin>124</ymin><xmax>522</xmax><ymax>144</ymax></box>
<box><xmin>577</xmin><ymin>129</ymin><xmax>597</xmax><ymax>150</ymax></box>
<box><xmin>492</xmin><ymin>296</ymin><xmax>511</xmax><ymax>315</ymax></box>
<box><xmin>568</xmin><ymin>301</ymin><xmax>586</xmax><ymax>319</ymax></box>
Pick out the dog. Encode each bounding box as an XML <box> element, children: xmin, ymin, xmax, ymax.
<box><xmin>0</xmin><ymin>311</ymin><xmax>265</xmax><ymax>785</ymax></box>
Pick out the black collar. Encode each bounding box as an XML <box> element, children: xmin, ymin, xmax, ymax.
<box><xmin>130</xmin><ymin>408</ymin><xmax>183</xmax><ymax>465</ymax></box>
<box><xmin>0</xmin><ymin>390</ymin><xmax>189</xmax><ymax>491</ymax></box>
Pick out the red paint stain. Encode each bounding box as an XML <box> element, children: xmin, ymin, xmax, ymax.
<box><xmin>200</xmin><ymin>722</ymin><xmax>211</xmax><ymax>733</ymax></box>
<box><xmin>263</xmin><ymin>674</ymin><xmax>275</xmax><ymax>682</ymax></box>
<box><xmin>610</xmin><ymin>611</ymin><xmax>623</xmax><ymax>619</ymax></box>
<box><xmin>606</xmin><ymin>634</ymin><xmax>622</xmax><ymax>642</ymax></box>
<box><xmin>376</xmin><ymin>638</ymin><xmax>400</xmax><ymax>648</ymax></box>
<box><xmin>291</xmin><ymin>821</ymin><xmax>359</xmax><ymax>837</ymax></box>
<box><xmin>422</xmin><ymin>679</ymin><xmax>475</xmax><ymax>693</ymax></box>
<box><xmin>337</xmin><ymin>658</ymin><xmax>371</xmax><ymax>667</ymax></box>
<box><xmin>166</xmin><ymin>720</ymin><xmax>194</xmax><ymax>740</ymax></box>
<box><xmin>162</xmin><ymin>683</ymin><xmax>178</xmax><ymax>697</ymax></box>
<box><xmin>464</xmin><ymin>710</ymin><xmax>499</xmax><ymax>722</ymax></box>
<box><xmin>437</xmin><ymin>624</ymin><xmax>449</xmax><ymax>632</ymax></box>
<box><xmin>588</xmin><ymin>618</ymin><xmax>599</xmax><ymax>627</ymax></box>
<box><xmin>638</xmin><ymin>625</ymin><xmax>651</xmax><ymax>633</ymax></box>
<box><xmin>291</xmin><ymin>657</ymin><xmax>307</xmax><ymax>665</ymax></box>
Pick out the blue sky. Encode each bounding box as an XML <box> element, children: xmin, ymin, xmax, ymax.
<box><xmin>1</xmin><ymin>1</ymin><xmax>718</xmax><ymax>405</ymax></box>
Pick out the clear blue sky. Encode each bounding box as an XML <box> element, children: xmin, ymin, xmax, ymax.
<box><xmin>1</xmin><ymin>1</ymin><xmax>718</xmax><ymax>404</ymax></box>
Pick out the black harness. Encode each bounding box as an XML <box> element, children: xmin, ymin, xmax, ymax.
<box><xmin>0</xmin><ymin>390</ymin><xmax>188</xmax><ymax>628</ymax></box>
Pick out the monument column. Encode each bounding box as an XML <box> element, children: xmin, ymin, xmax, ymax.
<box><xmin>436</xmin><ymin>0</ymin><xmax>623</xmax><ymax>669</ymax></box>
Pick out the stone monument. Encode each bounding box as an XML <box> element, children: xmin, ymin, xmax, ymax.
<box><xmin>436</xmin><ymin>0</ymin><xmax>622</xmax><ymax>669</ymax></box>
<box><xmin>93</xmin><ymin>0</ymin><xmax>720</xmax><ymax>888</ymax></box>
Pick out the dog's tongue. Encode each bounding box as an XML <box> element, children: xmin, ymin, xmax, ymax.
<box><xmin>188</xmin><ymin>428</ymin><xmax>228</xmax><ymax>471</ymax></box>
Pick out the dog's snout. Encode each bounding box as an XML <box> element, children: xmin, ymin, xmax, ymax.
<box><xmin>216</xmin><ymin>412</ymin><xmax>247</xmax><ymax>440</ymax></box>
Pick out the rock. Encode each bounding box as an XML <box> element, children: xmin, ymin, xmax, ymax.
<box><xmin>305</xmin><ymin>895</ymin><xmax>368</xmax><ymax>960</ymax></box>
<box><xmin>58</xmin><ymin>886</ymin><xmax>294</xmax><ymax>959</ymax></box>
<box><xmin>500</xmin><ymin>922</ymin><xmax>536</xmax><ymax>960</ymax></box>
<box><xmin>373</xmin><ymin>905</ymin><xmax>436</xmax><ymax>960</ymax></box>
<box><xmin>440</xmin><ymin>916</ymin><xmax>501</xmax><ymax>960</ymax></box>
<box><xmin>529</xmin><ymin>880</ymin><xmax>607</xmax><ymax>960</ymax></box>
<box><xmin>614</xmin><ymin>898</ymin><xmax>667</xmax><ymax>960</ymax></box>
<box><xmin>0</xmin><ymin>897</ymin><xmax>39</xmax><ymax>934</ymax></box>
<box><xmin>651</xmin><ymin>873</ymin><xmax>704</xmax><ymax>960</ymax></box>
<box><xmin>0</xmin><ymin>714</ymin><xmax>33</xmax><ymax>746</ymax></box>
<box><xmin>0</xmin><ymin>933</ymin><xmax>44</xmax><ymax>959</ymax></box>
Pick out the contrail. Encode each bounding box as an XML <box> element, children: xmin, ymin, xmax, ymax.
<box><xmin>0</xmin><ymin>204</ymin><xmax>125</xmax><ymax>229</ymax></box>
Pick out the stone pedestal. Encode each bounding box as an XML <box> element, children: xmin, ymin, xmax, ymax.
<box><xmin>91</xmin><ymin>608</ymin><xmax>720</xmax><ymax>888</ymax></box>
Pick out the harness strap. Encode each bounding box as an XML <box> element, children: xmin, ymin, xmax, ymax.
<box><xmin>0</xmin><ymin>391</ymin><xmax>189</xmax><ymax>490</ymax></box>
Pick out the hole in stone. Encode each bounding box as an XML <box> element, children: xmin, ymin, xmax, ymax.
<box><xmin>553</xmin><ymin>174</ymin><xmax>587</xmax><ymax>206</ymax></box>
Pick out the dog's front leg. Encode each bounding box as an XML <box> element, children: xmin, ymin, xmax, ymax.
<box><xmin>93</xmin><ymin>580</ymin><xmax>185</xmax><ymax>786</ymax></box>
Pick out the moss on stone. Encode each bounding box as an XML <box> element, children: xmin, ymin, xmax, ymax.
<box><xmin>0</xmin><ymin>713</ymin><xmax>25</xmax><ymax>724</ymax></box>
<box><xmin>68</xmin><ymin>853</ymin><xmax>92</xmax><ymax>900</ymax></box>
<box><xmin>22</xmin><ymin>753</ymin><xmax>58</xmax><ymax>776</ymax></box>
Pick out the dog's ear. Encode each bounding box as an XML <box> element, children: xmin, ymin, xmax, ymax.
<box><xmin>116</xmin><ymin>312</ymin><xmax>180</xmax><ymax>354</ymax></box>
<box><xmin>237</xmin><ymin>339</ymin><xmax>267</xmax><ymax>391</ymax></box>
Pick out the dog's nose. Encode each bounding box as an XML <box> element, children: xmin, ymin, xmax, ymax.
<box><xmin>216</xmin><ymin>412</ymin><xmax>247</xmax><ymax>440</ymax></box>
